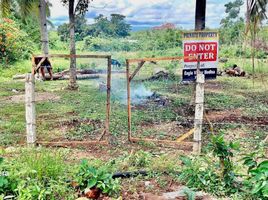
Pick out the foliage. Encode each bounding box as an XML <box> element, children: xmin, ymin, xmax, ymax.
<box><xmin>243</xmin><ymin>146</ymin><xmax>268</xmax><ymax>199</ymax></box>
<box><xmin>246</xmin><ymin>0</ymin><xmax>268</xmax><ymax>76</ymax></box>
<box><xmin>247</xmin><ymin>0</ymin><xmax>268</xmax><ymax>22</ymax></box>
<box><xmin>88</xmin><ymin>14</ymin><xmax>131</xmax><ymax>38</ymax></box>
<box><xmin>116</xmin><ymin>150</ymin><xmax>152</xmax><ymax>169</ymax></box>
<box><xmin>82</xmin><ymin>36</ymin><xmax>140</xmax><ymax>52</ymax></box>
<box><xmin>208</xmin><ymin>133</ymin><xmax>240</xmax><ymax>188</ymax></box>
<box><xmin>49</xmin><ymin>30</ymin><xmax>68</xmax><ymax>50</ymax></box>
<box><xmin>57</xmin><ymin>15</ymin><xmax>91</xmax><ymax>41</ymax></box>
<box><xmin>11</xmin><ymin>14</ymin><xmax>41</xmax><ymax>46</ymax></box>
<box><xmin>0</xmin><ymin>0</ymin><xmax>38</xmax><ymax>18</ymax></box>
<box><xmin>0</xmin><ymin>148</ymin><xmax>75</xmax><ymax>200</ymax></box>
<box><xmin>0</xmin><ymin>157</ymin><xmax>17</xmax><ymax>196</ymax></box>
<box><xmin>246</xmin><ymin>160</ymin><xmax>268</xmax><ymax>198</ymax></box>
<box><xmin>57</xmin><ymin>14</ymin><xmax>131</xmax><ymax>41</ymax></box>
<box><xmin>219</xmin><ymin>0</ymin><xmax>245</xmax><ymax>45</ymax></box>
<box><xmin>80</xmin><ymin>28</ymin><xmax>184</xmax><ymax>52</ymax></box>
<box><xmin>76</xmin><ymin>159</ymin><xmax>120</xmax><ymax>197</ymax></box>
<box><xmin>61</xmin><ymin>0</ymin><xmax>92</xmax><ymax>15</ymax></box>
<box><xmin>131</xmin><ymin>29</ymin><xmax>183</xmax><ymax>51</ymax></box>
<box><xmin>179</xmin><ymin>134</ymin><xmax>240</xmax><ymax>196</ymax></box>
<box><xmin>0</xmin><ymin>18</ymin><xmax>33</xmax><ymax>65</ymax></box>
<box><xmin>179</xmin><ymin>155</ymin><xmax>228</xmax><ymax>196</ymax></box>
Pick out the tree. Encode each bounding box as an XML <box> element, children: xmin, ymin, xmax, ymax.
<box><xmin>61</xmin><ymin>0</ymin><xmax>92</xmax><ymax>90</ymax></box>
<box><xmin>39</xmin><ymin>0</ymin><xmax>49</xmax><ymax>55</ymax></box>
<box><xmin>246</xmin><ymin>0</ymin><xmax>267</xmax><ymax>84</ymax></box>
<box><xmin>57</xmin><ymin>15</ymin><xmax>89</xmax><ymax>41</ymax></box>
<box><xmin>0</xmin><ymin>0</ymin><xmax>51</xmax><ymax>55</ymax></box>
<box><xmin>0</xmin><ymin>18</ymin><xmax>34</xmax><ymax>64</ymax></box>
<box><xmin>92</xmin><ymin>14</ymin><xmax>112</xmax><ymax>36</ymax></box>
<box><xmin>219</xmin><ymin>0</ymin><xmax>244</xmax><ymax>45</ymax></box>
<box><xmin>110</xmin><ymin>14</ymin><xmax>131</xmax><ymax>37</ymax></box>
<box><xmin>92</xmin><ymin>14</ymin><xmax>130</xmax><ymax>37</ymax></box>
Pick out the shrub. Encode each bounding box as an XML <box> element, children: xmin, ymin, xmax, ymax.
<box><xmin>0</xmin><ymin>157</ymin><xmax>17</xmax><ymax>197</ymax></box>
<box><xmin>76</xmin><ymin>159</ymin><xmax>121</xmax><ymax>197</ymax></box>
<box><xmin>179</xmin><ymin>134</ymin><xmax>240</xmax><ymax>196</ymax></box>
<box><xmin>0</xmin><ymin>149</ymin><xmax>75</xmax><ymax>200</ymax></box>
<box><xmin>0</xmin><ymin>18</ymin><xmax>34</xmax><ymax>66</ymax></box>
<box><xmin>83</xmin><ymin>36</ymin><xmax>140</xmax><ymax>52</ymax></box>
<box><xmin>243</xmin><ymin>147</ymin><xmax>268</xmax><ymax>199</ymax></box>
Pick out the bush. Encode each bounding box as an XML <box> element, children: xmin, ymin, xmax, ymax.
<box><xmin>179</xmin><ymin>134</ymin><xmax>240</xmax><ymax>196</ymax></box>
<box><xmin>0</xmin><ymin>18</ymin><xmax>34</xmax><ymax>66</ymax></box>
<box><xmin>0</xmin><ymin>157</ymin><xmax>17</xmax><ymax>197</ymax></box>
<box><xmin>243</xmin><ymin>147</ymin><xmax>268</xmax><ymax>199</ymax></box>
<box><xmin>76</xmin><ymin>160</ymin><xmax>120</xmax><ymax>197</ymax></box>
<box><xmin>0</xmin><ymin>148</ymin><xmax>75</xmax><ymax>200</ymax></box>
<box><xmin>83</xmin><ymin>36</ymin><xmax>141</xmax><ymax>52</ymax></box>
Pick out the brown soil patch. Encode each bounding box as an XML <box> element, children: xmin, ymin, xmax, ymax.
<box><xmin>206</xmin><ymin>109</ymin><xmax>242</xmax><ymax>122</ymax></box>
<box><xmin>206</xmin><ymin>109</ymin><xmax>268</xmax><ymax>125</ymax></box>
<box><xmin>6</xmin><ymin>92</ymin><xmax>60</xmax><ymax>103</ymax></box>
<box><xmin>135</xmin><ymin>121</ymin><xmax>191</xmax><ymax>141</ymax></box>
<box><xmin>56</xmin><ymin>118</ymin><xmax>103</xmax><ymax>129</ymax></box>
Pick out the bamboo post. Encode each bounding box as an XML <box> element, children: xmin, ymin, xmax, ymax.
<box><xmin>25</xmin><ymin>74</ymin><xmax>36</xmax><ymax>146</ymax></box>
<box><xmin>193</xmin><ymin>72</ymin><xmax>205</xmax><ymax>153</ymax></box>
<box><xmin>126</xmin><ymin>60</ymin><xmax>132</xmax><ymax>142</ymax></box>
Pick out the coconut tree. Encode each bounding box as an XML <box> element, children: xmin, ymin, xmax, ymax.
<box><xmin>61</xmin><ymin>0</ymin><xmax>92</xmax><ymax>90</ymax></box>
<box><xmin>0</xmin><ymin>0</ymin><xmax>51</xmax><ymax>55</ymax></box>
<box><xmin>39</xmin><ymin>0</ymin><xmax>50</xmax><ymax>55</ymax></box>
<box><xmin>246</xmin><ymin>0</ymin><xmax>267</xmax><ymax>84</ymax></box>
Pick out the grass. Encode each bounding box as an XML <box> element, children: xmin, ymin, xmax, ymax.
<box><xmin>0</xmin><ymin>58</ymin><xmax>268</xmax><ymax>144</ymax></box>
<box><xmin>0</xmin><ymin>49</ymin><xmax>268</xmax><ymax>199</ymax></box>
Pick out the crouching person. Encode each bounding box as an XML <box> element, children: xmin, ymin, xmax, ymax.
<box><xmin>225</xmin><ymin>64</ymin><xmax>245</xmax><ymax>77</ymax></box>
<box><xmin>34</xmin><ymin>57</ymin><xmax>53</xmax><ymax>80</ymax></box>
<box><xmin>232</xmin><ymin>64</ymin><xmax>245</xmax><ymax>77</ymax></box>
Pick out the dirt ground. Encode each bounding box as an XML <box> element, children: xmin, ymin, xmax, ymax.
<box><xmin>4</xmin><ymin>92</ymin><xmax>60</xmax><ymax>103</ymax></box>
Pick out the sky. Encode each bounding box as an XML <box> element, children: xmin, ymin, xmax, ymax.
<box><xmin>49</xmin><ymin>0</ymin><xmax>247</xmax><ymax>31</ymax></box>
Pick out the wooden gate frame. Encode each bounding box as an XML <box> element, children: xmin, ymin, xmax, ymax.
<box><xmin>28</xmin><ymin>54</ymin><xmax>112</xmax><ymax>147</ymax></box>
<box><xmin>126</xmin><ymin>56</ymin><xmax>200</xmax><ymax>151</ymax></box>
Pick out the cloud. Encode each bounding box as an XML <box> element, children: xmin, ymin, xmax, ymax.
<box><xmin>49</xmin><ymin>0</ymin><xmax>247</xmax><ymax>30</ymax></box>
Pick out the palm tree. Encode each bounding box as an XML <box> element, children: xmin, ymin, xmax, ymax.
<box><xmin>39</xmin><ymin>0</ymin><xmax>49</xmax><ymax>55</ymax></box>
<box><xmin>0</xmin><ymin>0</ymin><xmax>51</xmax><ymax>55</ymax></box>
<box><xmin>246</xmin><ymin>0</ymin><xmax>267</xmax><ymax>84</ymax></box>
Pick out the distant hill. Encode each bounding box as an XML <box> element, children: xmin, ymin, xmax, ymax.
<box><xmin>152</xmin><ymin>23</ymin><xmax>176</xmax><ymax>30</ymax></box>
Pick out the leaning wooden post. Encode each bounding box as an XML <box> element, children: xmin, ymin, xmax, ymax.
<box><xmin>193</xmin><ymin>72</ymin><xmax>205</xmax><ymax>153</ymax></box>
<box><xmin>25</xmin><ymin>73</ymin><xmax>36</xmax><ymax>146</ymax></box>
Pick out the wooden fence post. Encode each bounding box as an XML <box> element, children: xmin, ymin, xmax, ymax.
<box><xmin>25</xmin><ymin>73</ymin><xmax>36</xmax><ymax>146</ymax></box>
<box><xmin>106</xmin><ymin>56</ymin><xmax>112</xmax><ymax>143</ymax></box>
<box><xmin>193</xmin><ymin>73</ymin><xmax>205</xmax><ymax>153</ymax></box>
<box><xmin>126</xmin><ymin>60</ymin><xmax>132</xmax><ymax>142</ymax></box>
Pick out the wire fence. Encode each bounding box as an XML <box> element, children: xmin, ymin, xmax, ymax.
<box><xmin>0</xmin><ymin>56</ymin><xmax>267</xmax><ymax>146</ymax></box>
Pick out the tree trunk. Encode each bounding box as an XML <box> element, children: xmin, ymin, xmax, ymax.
<box><xmin>251</xmin><ymin>19</ymin><xmax>257</xmax><ymax>87</ymax></box>
<box><xmin>195</xmin><ymin>0</ymin><xmax>206</xmax><ymax>31</ymax></box>
<box><xmin>39</xmin><ymin>0</ymin><xmax>49</xmax><ymax>55</ymax></box>
<box><xmin>68</xmin><ymin>0</ymin><xmax>78</xmax><ymax>90</ymax></box>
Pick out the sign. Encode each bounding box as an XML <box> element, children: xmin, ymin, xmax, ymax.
<box><xmin>182</xmin><ymin>31</ymin><xmax>219</xmax><ymax>81</ymax></box>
